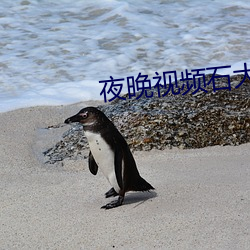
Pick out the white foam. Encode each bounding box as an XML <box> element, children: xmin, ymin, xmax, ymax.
<box><xmin>0</xmin><ymin>80</ymin><xmax>103</xmax><ymax>112</ymax></box>
<box><xmin>0</xmin><ymin>0</ymin><xmax>249</xmax><ymax>112</ymax></box>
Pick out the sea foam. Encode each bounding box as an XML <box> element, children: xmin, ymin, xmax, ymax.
<box><xmin>0</xmin><ymin>0</ymin><xmax>249</xmax><ymax>112</ymax></box>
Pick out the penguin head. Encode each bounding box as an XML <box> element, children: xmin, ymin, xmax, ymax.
<box><xmin>65</xmin><ymin>107</ymin><xmax>109</xmax><ymax>129</ymax></box>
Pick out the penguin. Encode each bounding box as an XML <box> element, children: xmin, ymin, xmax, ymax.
<box><xmin>65</xmin><ymin>107</ymin><xmax>154</xmax><ymax>209</ymax></box>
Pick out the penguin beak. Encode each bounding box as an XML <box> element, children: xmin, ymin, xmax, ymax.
<box><xmin>64</xmin><ymin>114</ymin><xmax>81</xmax><ymax>124</ymax></box>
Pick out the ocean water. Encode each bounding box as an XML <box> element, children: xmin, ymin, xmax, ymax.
<box><xmin>0</xmin><ymin>0</ymin><xmax>249</xmax><ymax>112</ymax></box>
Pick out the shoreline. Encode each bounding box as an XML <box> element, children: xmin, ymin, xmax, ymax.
<box><xmin>0</xmin><ymin>102</ymin><xmax>249</xmax><ymax>249</ymax></box>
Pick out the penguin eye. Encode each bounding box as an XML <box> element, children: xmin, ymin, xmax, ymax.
<box><xmin>79</xmin><ymin>112</ymin><xmax>88</xmax><ymax>119</ymax></box>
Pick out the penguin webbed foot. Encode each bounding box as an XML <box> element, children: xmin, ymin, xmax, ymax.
<box><xmin>101</xmin><ymin>196</ymin><xmax>124</xmax><ymax>209</ymax></box>
<box><xmin>105</xmin><ymin>187</ymin><xmax>118</xmax><ymax>198</ymax></box>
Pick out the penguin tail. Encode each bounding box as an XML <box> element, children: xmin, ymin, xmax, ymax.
<box><xmin>131</xmin><ymin>176</ymin><xmax>154</xmax><ymax>192</ymax></box>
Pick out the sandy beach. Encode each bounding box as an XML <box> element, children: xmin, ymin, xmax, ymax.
<box><xmin>0</xmin><ymin>102</ymin><xmax>249</xmax><ymax>249</ymax></box>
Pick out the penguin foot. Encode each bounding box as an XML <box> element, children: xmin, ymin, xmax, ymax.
<box><xmin>101</xmin><ymin>196</ymin><xmax>124</xmax><ymax>209</ymax></box>
<box><xmin>105</xmin><ymin>187</ymin><xmax>118</xmax><ymax>198</ymax></box>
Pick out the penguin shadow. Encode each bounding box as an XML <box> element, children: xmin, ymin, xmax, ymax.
<box><xmin>122</xmin><ymin>190</ymin><xmax>157</xmax><ymax>208</ymax></box>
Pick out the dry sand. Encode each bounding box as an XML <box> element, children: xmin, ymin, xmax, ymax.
<box><xmin>0</xmin><ymin>102</ymin><xmax>249</xmax><ymax>250</ymax></box>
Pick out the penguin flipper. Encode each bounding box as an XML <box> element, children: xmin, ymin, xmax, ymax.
<box><xmin>114</xmin><ymin>146</ymin><xmax>124</xmax><ymax>190</ymax></box>
<box><xmin>88</xmin><ymin>151</ymin><xmax>98</xmax><ymax>175</ymax></box>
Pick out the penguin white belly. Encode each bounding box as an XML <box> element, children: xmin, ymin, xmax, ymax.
<box><xmin>85</xmin><ymin>131</ymin><xmax>120</xmax><ymax>193</ymax></box>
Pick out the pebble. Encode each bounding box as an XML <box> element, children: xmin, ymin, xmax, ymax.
<box><xmin>43</xmin><ymin>74</ymin><xmax>250</xmax><ymax>164</ymax></box>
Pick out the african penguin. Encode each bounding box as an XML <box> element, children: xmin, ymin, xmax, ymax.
<box><xmin>65</xmin><ymin>107</ymin><xmax>154</xmax><ymax>209</ymax></box>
